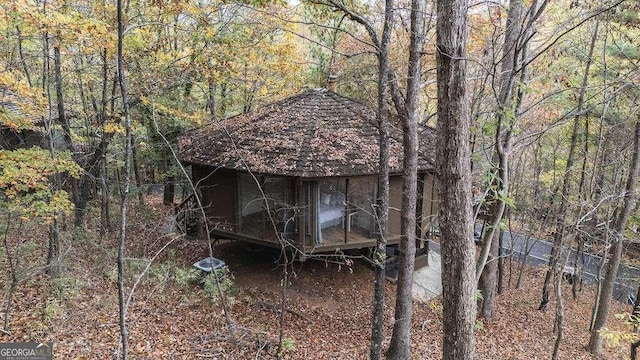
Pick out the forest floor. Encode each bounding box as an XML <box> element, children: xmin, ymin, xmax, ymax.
<box><xmin>0</xmin><ymin>196</ymin><xmax>634</xmax><ymax>359</ymax></box>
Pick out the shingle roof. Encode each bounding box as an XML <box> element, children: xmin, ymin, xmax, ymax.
<box><xmin>178</xmin><ymin>88</ymin><xmax>436</xmax><ymax>178</ymax></box>
<box><xmin>0</xmin><ymin>88</ymin><xmax>39</xmax><ymax>127</ymax></box>
<box><xmin>0</xmin><ymin>87</ymin><xmax>73</xmax><ymax>127</ymax></box>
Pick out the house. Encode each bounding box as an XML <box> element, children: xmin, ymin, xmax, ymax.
<box><xmin>0</xmin><ymin>88</ymin><xmax>45</xmax><ymax>150</ymax></box>
<box><xmin>0</xmin><ymin>87</ymin><xmax>79</xmax><ymax>152</ymax></box>
<box><xmin>177</xmin><ymin>88</ymin><xmax>439</xmax><ymax>258</ymax></box>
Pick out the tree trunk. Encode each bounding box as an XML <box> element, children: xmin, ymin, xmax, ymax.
<box><xmin>369</xmin><ymin>0</ymin><xmax>393</xmax><ymax>358</ymax></box>
<box><xmin>276</xmin><ymin>253</ymin><xmax>289</xmax><ymax>357</ymax></box>
<box><xmin>589</xmin><ymin>118</ymin><xmax>640</xmax><ymax>355</ymax></box>
<box><xmin>478</xmin><ymin>226</ymin><xmax>498</xmax><ymax>319</ymax></box>
<box><xmin>572</xmin><ymin>97</ymin><xmax>592</xmax><ymax>300</ymax></box>
<box><xmin>551</xmin><ymin>253</ymin><xmax>566</xmax><ymax>360</ymax></box>
<box><xmin>590</xmin><ymin>222</ymin><xmax>610</xmax><ymax>331</ymax></box>
<box><xmin>16</xmin><ymin>26</ymin><xmax>32</xmax><ymax>87</ymax></box>
<box><xmin>571</xmin><ymin>235</ymin><xmax>585</xmax><ymax>299</ymax></box>
<box><xmin>220</xmin><ymin>83</ymin><xmax>228</xmax><ymax>118</ymax></box>
<box><xmin>131</xmin><ymin>136</ymin><xmax>144</xmax><ymax>205</ymax></box>
<box><xmin>386</xmin><ymin>0</ymin><xmax>424</xmax><ymax>357</ymax></box>
<box><xmin>2</xmin><ymin>215</ymin><xmax>18</xmax><ymax>332</ymax></box>
<box><xmin>436</xmin><ymin>0</ymin><xmax>476</xmax><ymax>357</ymax></box>
<box><xmin>100</xmin><ymin>157</ymin><xmax>111</xmax><ymax>239</ymax></box>
<box><xmin>45</xmin><ymin>29</ymin><xmax>64</xmax><ymax>274</ymax></box>
<box><xmin>99</xmin><ymin>47</ymin><xmax>111</xmax><ymax>239</ymax></box>
<box><xmin>46</xmin><ymin>221</ymin><xmax>61</xmax><ymax>277</ymax></box>
<box><xmin>54</xmin><ymin>39</ymin><xmax>85</xmax><ymax>229</ymax></box>
<box><xmin>162</xmin><ymin>146</ymin><xmax>175</xmax><ymax>205</ymax></box>
<box><xmin>497</xmin><ymin>228</ymin><xmax>505</xmax><ymax>294</ymax></box>
<box><xmin>116</xmin><ymin>0</ymin><xmax>132</xmax><ymax>356</ymax></box>
<box><xmin>208</xmin><ymin>79</ymin><xmax>218</xmax><ymax>120</ymax></box>
<box><xmin>476</xmin><ymin>0</ymin><xmax>529</xmax><ymax>319</ymax></box>
<box><xmin>630</xmin><ymin>284</ymin><xmax>640</xmax><ymax>360</ymax></box>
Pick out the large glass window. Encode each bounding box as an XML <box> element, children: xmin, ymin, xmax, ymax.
<box><xmin>317</xmin><ymin>179</ymin><xmax>347</xmax><ymax>244</ymax></box>
<box><xmin>316</xmin><ymin>176</ymin><xmax>376</xmax><ymax>245</ymax></box>
<box><xmin>347</xmin><ymin>177</ymin><xmax>376</xmax><ymax>238</ymax></box>
<box><xmin>238</xmin><ymin>173</ymin><xmax>290</xmax><ymax>242</ymax></box>
<box><xmin>264</xmin><ymin>176</ymin><xmax>293</xmax><ymax>236</ymax></box>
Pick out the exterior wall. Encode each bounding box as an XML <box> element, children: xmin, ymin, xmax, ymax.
<box><xmin>237</xmin><ymin>173</ymin><xmax>295</xmax><ymax>243</ymax></box>
<box><xmin>421</xmin><ymin>173</ymin><xmax>440</xmax><ymax>238</ymax></box>
<box><xmin>191</xmin><ymin>165</ymin><xmax>299</xmax><ymax>246</ymax></box>
<box><xmin>0</xmin><ymin>128</ymin><xmax>43</xmax><ymax>150</ymax></box>
<box><xmin>189</xmin><ymin>165</ymin><xmax>436</xmax><ymax>255</ymax></box>
<box><xmin>313</xmin><ymin>176</ymin><xmax>377</xmax><ymax>247</ymax></box>
<box><xmin>192</xmin><ymin>165</ymin><xmax>237</xmax><ymax>231</ymax></box>
<box><xmin>388</xmin><ymin>173</ymin><xmax>439</xmax><ymax>240</ymax></box>
<box><xmin>388</xmin><ymin>176</ymin><xmax>403</xmax><ymax>237</ymax></box>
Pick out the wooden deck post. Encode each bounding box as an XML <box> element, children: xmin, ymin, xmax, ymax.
<box><xmin>297</xmin><ymin>178</ymin><xmax>306</xmax><ymax>252</ymax></box>
<box><xmin>344</xmin><ymin>178</ymin><xmax>349</xmax><ymax>244</ymax></box>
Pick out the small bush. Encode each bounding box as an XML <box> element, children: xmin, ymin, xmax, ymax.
<box><xmin>175</xmin><ymin>267</ymin><xmax>201</xmax><ymax>287</ymax></box>
<box><xmin>43</xmin><ymin>299</ymin><xmax>61</xmax><ymax>322</ymax></box>
<box><xmin>429</xmin><ymin>298</ymin><xmax>443</xmax><ymax>318</ymax></box>
<box><xmin>202</xmin><ymin>268</ymin><xmax>236</xmax><ymax>304</ymax></box>
<box><xmin>280</xmin><ymin>337</ymin><xmax>296</xmax><ymax>354</ymax></box>
<box><xmin>52</xmin><ymin>277</ymin><xmax>84</xmax><ymax>300</ymax></box>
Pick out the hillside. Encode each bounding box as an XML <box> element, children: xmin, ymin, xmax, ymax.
<box><xmin>0</xmin><ymin>198</ymin><xmax>632</xmax><ymax>359</ymax></box>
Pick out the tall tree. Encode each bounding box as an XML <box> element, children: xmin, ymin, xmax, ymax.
<box><xmin>476</xmin><ymin>0</ymin><xmax>548</xmax><ymax>320</ymax></box>
<box><xmin>301</xmin><ymin>1</ymin><xmax>419</xmax><ymax>357</ymax></box>
<box><xmin>589</xmin><ymin>114</ymin><xmax>640</xmax><ymax>354</ymax></box>
<box><xmin>369</xmin><ymin>0</ymin><xmax>393</xmax><ymax>358</ymax></box>
<box><xmin>436</xmin><ymin>0</ymin><xmax>476</xmax><ymax>358</ymax></box>
<box><xmin>476</xmin><ymin>0</ymin><xmax>524</xmax><ymax>319</ymax></box>
<box><xmin>386</xmin><ymin>0</ymin><xmax>425</xmax><ymax>357</ymax></box>
<box><xmin>116</xmin><ymin>0</ymin><xmax>132</xmax><ymax>356</ymax></box>
<box><xmin>539</xmin><ymin>16</ymin><xmax>600</xmax><ymax>311</ymax></box>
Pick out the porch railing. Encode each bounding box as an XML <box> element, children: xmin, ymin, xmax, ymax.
<box><xmin>175</xmin><ymin>193</ymin><xmax>198</xmax><ymax>235</ymax></box>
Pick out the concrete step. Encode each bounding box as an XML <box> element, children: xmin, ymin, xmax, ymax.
<box><xmin>412</xmin><ymin>251</ymin><xmax>442</xmax><ymax>302</ymax></box>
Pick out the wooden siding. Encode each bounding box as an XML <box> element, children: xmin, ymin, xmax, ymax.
<box><xmin>388</xmin><ymin>173</ymin><xmax>439</xmax><ymax>241</ymax></box>
<box><xmin>192</xmin><ymin>165</ymin><xmax>237</xmax><ymax>231</ymax></box>
<box><xmin>421</xmin><ymin>174</ymin><xmax>439</xmax><ymax>238</ymax></box>
<box><xmin>388</xmin><ymin>176</ymin><xmax>403</xmax><ymax>237</ymax></box>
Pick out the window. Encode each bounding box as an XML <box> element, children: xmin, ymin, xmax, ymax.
<box><xmin>315</xmin><ymin>176</ymin><xmax>376</xmax><ymax>245</ymax></box>
<box><xmin>238</xmin><ymin>173</ymin><xmax>290</xmax><ymax>242</ymax></box>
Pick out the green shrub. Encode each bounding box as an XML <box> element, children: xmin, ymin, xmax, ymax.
<box><xmin>43</xmin><ymin>299</ymin><xmax>61</xmax><ymax>322</ymax></box>
<box><xmin>280</xmin><ymin>337</ymin><xmax>296</xmax><ymax>354</ymax></box>
<box><xmin>202</xmin><ymin>268</ymin><xmax>236</xmax><ymax>304</ymax></box>
<box><xmin>52</xmin><ymin>277</ymin><xmax>84</xmax><ymax>300</ymax></box>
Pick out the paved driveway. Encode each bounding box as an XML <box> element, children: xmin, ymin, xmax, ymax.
<box><xmin>476</xmin><ymin>224</ymin><xmax>640</xmax><ymax>302</ymax></box>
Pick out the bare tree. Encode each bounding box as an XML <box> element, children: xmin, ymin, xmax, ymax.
<box><xmin>116</xmin><ymin>0</ymin><xmax>133</xmax><ymax>356</ymax></box>
<box><xmin>385</xmin><ymin>0</ymin><xmax>425</xmax><ymax>357</ymax></box>
<box><xmin>476</xmin><ymin>0</ymin><xmax>548</xmax><ymax>319</ymax></box>
<box><xmin>475</xmin><ymin>0</ymin><xmax>524</xmax><ymax>319</ymax></box>
<box><xmin>370</xmin><ymin>0</ymin><xmax>393</xmax><ymax>358</ymax></box>
<box><xmin>539</xmin><ymin>17</ymin><xmax>600</xmax><ymax>311</ymax></box>
<box><xmin>303</xmin><ymin>2</ymin><xmax>391</xmax><ymax>358</ymax></box>
<box><xmin>630</xmin><ymin>284</ymin><xmax>640</xmax><ymax>359</ymax></box>
<box><xmin>436</xmin><ymin>0</ymin><xmax>476</xmax><ymax>357</ymax></box>
<box><xmin>2</xmin><ymin>216</ymin><xmax>22</xmax><ymax>333</ymax></box>
<box><xmin>551</xmin><ymin>251</ymin><xmax>570</xmax><ymax>360</ymax></box>
<box><xmin>589</xmin><ymin>114</ymin><xmax>640</xmax><ymax>354</ymax></box>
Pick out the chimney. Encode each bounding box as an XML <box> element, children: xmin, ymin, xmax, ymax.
<box><xmin>327</xmin><ymin>75</ymin><xmax>337</xmax><ymax>93</ymax></box>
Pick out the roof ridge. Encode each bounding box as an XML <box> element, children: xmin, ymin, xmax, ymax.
<box><xmin>217</xmin><ymin>89</ymin><xmax>317</xmax><ymax>127</ymax></box>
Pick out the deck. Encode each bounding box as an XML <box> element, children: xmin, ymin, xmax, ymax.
<box><xmin>206</xmin><ymin>223</ymin><xmax>400</xmax><ymax>256</ymax></box>
<box><xmin>319</xmin><ymin>225</ymin><xmax>372</xmax><ymax>246</ymax></box>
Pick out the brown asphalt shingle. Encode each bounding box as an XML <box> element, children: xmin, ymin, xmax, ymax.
<box><xmin>178</xmin><ymin>88</ymin><xmax>436</xmax><ymax>177</ymax></box>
